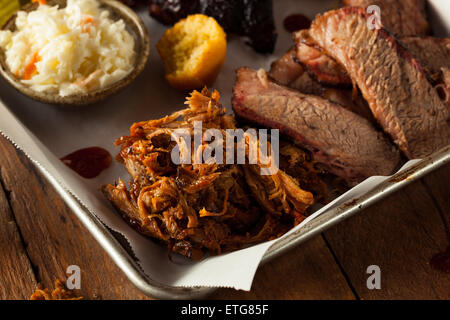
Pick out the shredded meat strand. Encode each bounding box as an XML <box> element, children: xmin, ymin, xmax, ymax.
<box><xmin>30</xmin><ymin>280</ymin><xmax>83</xmax><ymax>300</ymax></box>
<box><xmin>102</xmin><ymin>88</ymin><xmax>325</xmax><ymax>259</ymax></box>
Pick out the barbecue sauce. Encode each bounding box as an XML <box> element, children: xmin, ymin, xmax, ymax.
<box><xmin>283</xmin><ymin>14</ymin><xmax>311</xmax><ymax>33</ymax></box>
<box><xmin>61</xmin><ymin>147</ymin><xmax>112</xmax><ymax>179</ymax></box>
<box><xmin>430</xmin><ymin>246</ymin><xmax>450</xmax><ymax>274</ymax></box>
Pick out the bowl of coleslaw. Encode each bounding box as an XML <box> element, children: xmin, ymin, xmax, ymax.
<box><xmin>0</xmin><ymin>0</ymin><xmax>150</xmax><ymax>105</ymax></box>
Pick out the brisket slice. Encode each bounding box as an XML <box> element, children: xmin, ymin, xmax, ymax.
<box><xmin>293</xmin><ymin>31</ymin><xmax>450</xmax><ymax>112</ymax></box>
<box><xmin>269</xmin><ymin>48</ymin><xmax>374</xmax><ymax>122</ymax></box>
<box><xmin>308</xmin><ymin>7</ymin><xmax>449</xmax><ymax>159</ymax></box>
<box><xmin>321</xmin><ymin>87</ymin><xmax>376</xmax><ymax>123</ymax></box>
<box><xmin>268</xmin><ymin>48</ymin><xmax>323</xmax><ymax>96</ymax></box>
<box><xmin>400</xmin><ymin>36</ymin><xmax>450</xmax><ymax>83</ymax></box>
<box><xmin>342</xmin><ymin>0</ymin><xmax>429</xmax><ymax>36</ymax></box>
<box><xmin>268</xmin><ymin>48</ymin><xmax>306</xmax><ymax>88</ymax></box>
<box><xmin>233</xmin><ymin>68</ymin><xmax>401</xmax><ymax>186</ymax></box>
<box><xmin>293</xmin><ymin>30</ymin><xmax>352</xmax><ymax>87</ymax></box>
<box><xmin>400</xmin><ymin>37</ymin><xmax>450</xmax><ymax>114</ymax></box>
<box><xmin>294</xmin><ymin>33</ymin><xmax>450</xmax><ymax>86</ymax></box>
<box><xmin>440</xmin><ymin>68</ymin><xmax>450</xmax><ymax>113</ymax></box>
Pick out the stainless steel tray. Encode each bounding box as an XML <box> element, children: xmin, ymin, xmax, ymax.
<box><xmin>1</xmin><ymin>0</ymin><xmax>449</xmax><ymax>300</ymax></box>
<box><xmin>4</xmin><ymin>125</ymin><xmax>448</xmax><ymax>298</ymax></box>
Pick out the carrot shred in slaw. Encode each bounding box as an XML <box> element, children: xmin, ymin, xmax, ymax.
<box><xmin>81</xmin><ymin>17</ymin><xmax>94</xmax><ymax>33</ymax></box>
<box><xmin>23</xmin><ymin>52</ymin><xmax>41</xmax><ymax>80</ymax></box>
<box><xmin>32</xmin><ymin>0</ymin><xmax>47</xmax><ymax>5</ymax></box>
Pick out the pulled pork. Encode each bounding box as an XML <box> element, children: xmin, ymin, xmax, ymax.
<box><xmin>102</xmin><ymin>88</ymin><xmax>325</xmax><ymax>259</ymax></box>
<box><xmin>30</xmin><ymin>280</ymin><xmax>82</xmax><ymax>300</ymax></box>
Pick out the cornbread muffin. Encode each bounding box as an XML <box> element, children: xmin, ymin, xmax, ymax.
<box><xmin>156</xmin><ymin>14</ymin><xmax>227</xmax><ymax>90</ymax></box>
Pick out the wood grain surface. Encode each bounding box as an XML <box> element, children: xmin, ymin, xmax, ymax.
<box><xmin>0</xmin><ymin>135</ymin><xmax>449</xmax><ymax>300</ymax></box>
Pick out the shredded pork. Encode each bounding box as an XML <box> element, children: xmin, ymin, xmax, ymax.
<box><xmin>102</xmin><ymin>88</ymin><xmax>325</xmax><ymax>259</ymax></box>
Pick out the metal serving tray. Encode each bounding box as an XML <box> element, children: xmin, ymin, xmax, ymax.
<box><xmin>0</xmin><ymin>0</ymin><xmax>449</xmax><ymax>300</ymax></box>
<box><xmin>2</xmin><ymin>121</ymin><xmax>449</xmax><ymax>298</ymax></box>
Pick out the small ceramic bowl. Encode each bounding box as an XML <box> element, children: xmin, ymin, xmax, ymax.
<box><xmin>0</xmin><ymin>0</ymin><xmax>150</xmax><ymax>106</ymax></box>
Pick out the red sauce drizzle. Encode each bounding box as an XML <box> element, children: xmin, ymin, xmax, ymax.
<box><xmin>283</xmin><ymin>14</ymin><xmax>311</xmax><ymax>33</ymax></box>
<box><xmin>61</xmin><ymin>147</ymin><xmax>112</xmax><ymax>179</ymax></box>
<box><xmin>430</xmin><ymin>246</ymin><xmax>450</xmax><ymax>274</ymax></box>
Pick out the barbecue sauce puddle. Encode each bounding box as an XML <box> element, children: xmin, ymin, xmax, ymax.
<box><xmin>283</xmin><ymin>14</ymin><xmax>311</xmax><ymax>33</ymax></box>
<box><xmin>430</xmin><ymin>246</ymin><xmax>450</xmax><ymax>274</ymax></box>
<box><xmin>61</xmin><ymin>147</ymin><xmax>112</xmax><ymax>179</ymax></box>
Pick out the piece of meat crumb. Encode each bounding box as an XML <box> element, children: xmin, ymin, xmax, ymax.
<box><xmin>30</xmin><ymin>280</ymin><xmax>83</xmax><ymax>300</ymax></box>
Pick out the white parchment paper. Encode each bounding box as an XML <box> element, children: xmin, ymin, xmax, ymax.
<box><xmin>0</xmin><ymin>0</ymin><xmax>448</xmax><ymax>291</ymax></box>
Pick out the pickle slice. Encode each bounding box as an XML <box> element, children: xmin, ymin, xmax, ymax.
<box><xmin>0</xmin><ymin>0</ymin><xmax>22</xmax><ymax>28</ymax></box>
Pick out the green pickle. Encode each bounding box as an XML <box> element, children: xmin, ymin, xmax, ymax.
<box><xmin>0</xmin><ymin>0</ymin><xmax>27</xmax><ymax>28</ymax></box>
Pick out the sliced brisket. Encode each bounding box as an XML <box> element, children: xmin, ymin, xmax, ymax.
<box><xmin>342</xmin><ymin>0</ymin><xmax>429</xmax><ymax>36</ymax></box>
<box><xmin>293</xmin><ymin>30</ymin><xmax>352</xmax><ymax>87</ymax></box>
<box><xmin>268</xmin><ymin>48</ymin><xmax>305</xmax><ymax>87</ymax></box>
<box><xmin>308</xmin><ymin>7</ymin><xmax>449</xmax><ymax>159</ymax></box>
<box><xmin>439</xmin><ymin>68</ymin><xmax>450</xmax><ymax>112</ymax></box>
<box><xmin>233</xmin><ymin>68</ymin><xmax>401</xmax><ymax>186</ymax></box>
<box><xmin>294</xmin><ymin>33</ymin><xmax>450</xmax><ymax>86</ymax></box>
<box><xmin>268</xmin><ymin>48</ymin><xmax>324</xmax><ymax>96</ymax></box>
<box><xmin>400</xmin><ymin>37</ymin><xmax>450</xmax><ymax>113</ymax></box>
<box><xmin>321</xmin><ymin>87</ymin><xmax>376</xmax><ymax>123</ymax></box>
<box><xmin>269</xmin><ymin>48</ymin><xmax>374</xmax><ymax>122</ymax></box>
<box><xmin>400</xmin><ymin>36</ymin><xmax>450</xmax><ymax>83</ymax></box>
<box><xmin>293</xmin><ymin>31</ymin><xmax>450</xmax><ymax>114</ymax></box>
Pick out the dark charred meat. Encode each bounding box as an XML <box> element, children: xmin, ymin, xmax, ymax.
<box><xmin>240</xmin><ymin>0</ymin><xmax>277</xmax><ymax>53</ymax></box>
<box><xmin>283</xmin><ymin>14</ymin><xmax>311</xmax><ymax>33</ymax></box>
<box><xmin>103</xmin><ymin>88</ymin><xmax>324</xmax><ymax>259</ymax></box>
<box><xmin>147</xmin><ymin>0</ymin><xmax>277</xmax><ymax>53</ymax></box>
<box><xmin>342</xmin><ymin>0</ymin><xmax>429</xmax><ymax>37</ymax></box>
<box><xmin>233</xmin><ymin>68</ymin><xmax>401</xmax><ymax>186</ymax></box>
<box><xmin>308</xmin><ymin>7</ymin><xmax>449</xmax><ymax>159</ymax></box>
<box><xmin>148</xmin><ymin>0</ymin><xmax>198</xmax><ymax>25</ymax></box>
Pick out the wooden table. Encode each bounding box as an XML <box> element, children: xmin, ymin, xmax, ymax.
<box><xmin>0</xmin><ymin>135</ymin><xmax>449</xmax><ymax>300</ymax></box>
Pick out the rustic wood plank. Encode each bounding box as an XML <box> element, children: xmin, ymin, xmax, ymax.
<box><xmin>324</xmin><ymin>177</ymin><xmax>450</xmax><ymax>299</ymax></box>
<box><xmin>0</xmin><ymin>135</ymin><xmax>354</xmax><ymax>300</ymax></box>
<box><xmin>0</xmin><ymin>167</ymin><xmax>38</xmax><ymax>300</ymax></box>
<box><xmin>422</xmin><ymin>163</ymin><xmax>450</xmax><ymax>243</ymax></box>
<box><xmin>211</xmin><ymin>236</ymin><xmax>356</xmax><ymax>300</ymax></box>
<box><xmin>0</xmin><ymin>136</ymin><xmax>150</xmax><ymax>300</ymax></box>
<box><xmin>2</xmin><ymin>131</ymin><xmax>448</xmax><ymax>300</ymax></box>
